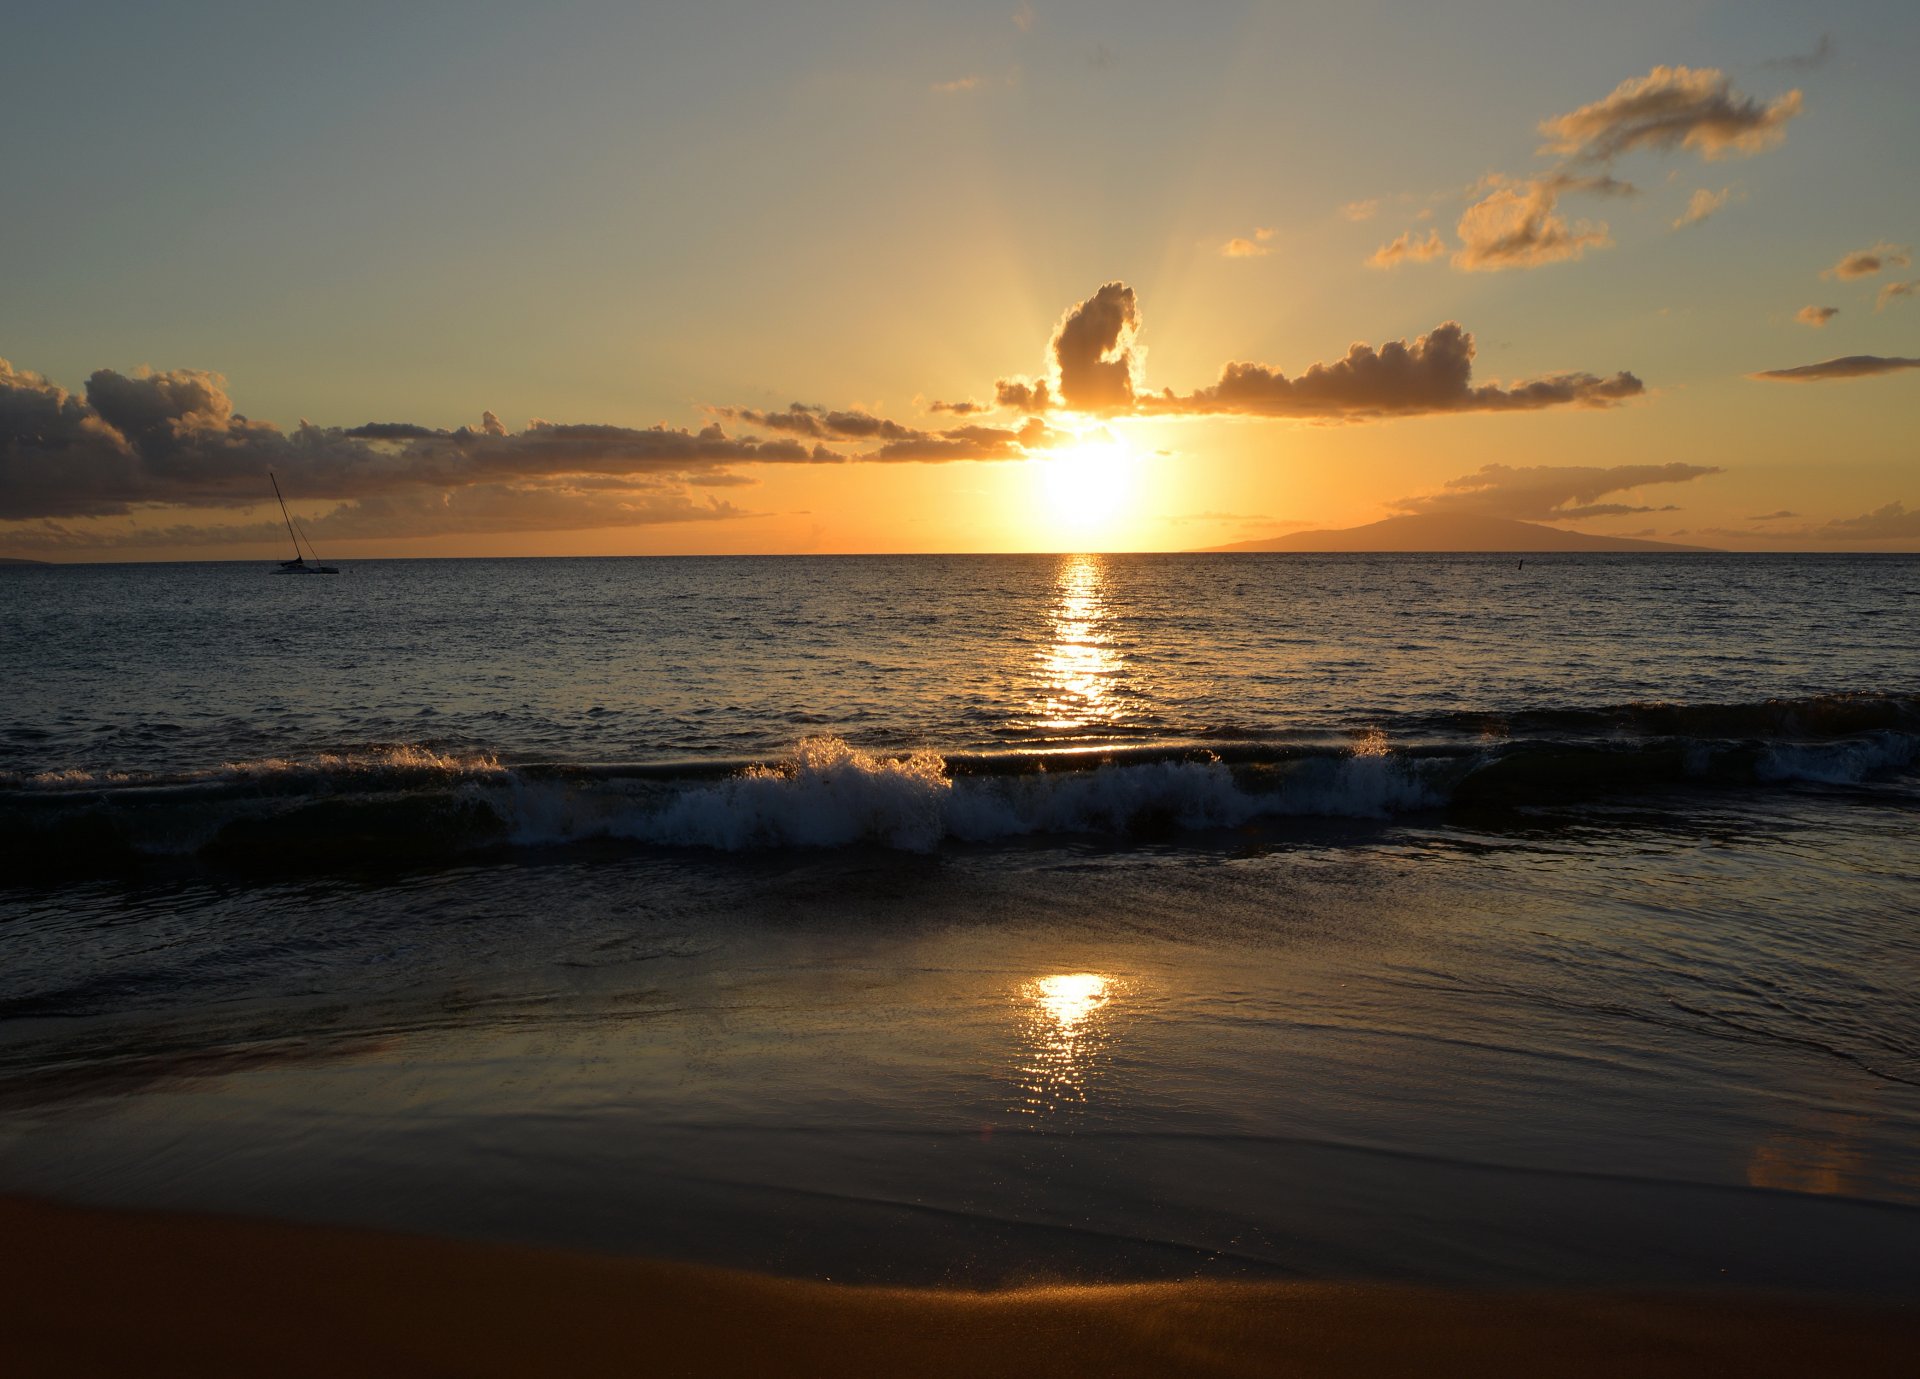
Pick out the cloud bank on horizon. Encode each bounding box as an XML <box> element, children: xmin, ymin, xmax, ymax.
<box><xmin>2</xmin><ymin>278</ymin><xmax>1647</xmax><ymax>547</ymax></box>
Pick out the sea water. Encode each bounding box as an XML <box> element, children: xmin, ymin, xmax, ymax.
<box><xmin>2</xmin><ymin>553</ymin><xmax>1917</xmax><ymax>1288</ymax></box>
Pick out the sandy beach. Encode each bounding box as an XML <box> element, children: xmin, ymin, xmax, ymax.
<box><xmin>5</xmin><ymin>1194</ymin><xmax>1915</xmax><ymax>1378</ymax></box>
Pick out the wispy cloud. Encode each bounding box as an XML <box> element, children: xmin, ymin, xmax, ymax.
<box><xmin>1538</xmin><ymin>65</ymin><xmax>1804</xmax><ymax>163</ymax></box>
<box><xmin>1453</xmin><ymin>178</ymin><xmax>1612</xmax><ymax>272</ymax></box>
<box><xmin>1220</xmin><ymin>227</ymin><xmax>1275</xmax><ymax>258</ymax></box>
<box><xmin>1794</xmin><ymin>305</ymin><xmax>1839</xmax><ymax>328</ymax></box>
<box><xmin>1341</xmin><ymin>199</ymin><xmax>1381</xmax><ymax>222</ymax></box>
<box><xmin>1752</xmin><ymin>354</ymin><xmax>1920</xmax><ymax>382</ymax></box>
<box><xmin>1672</xmin><ymin>186</ymin><xmax>1732</xmax><ymax>229</ymax></box>
<box><xmin>1823</xmin><ymin>242</ymin><xmax>1912</xmax><ymax>280</ymax></box>
<box><xmin>1876</xmin><ymin>279</ymin><xmax>1918</xmax><ymax>311</ymax></box>
<box><xmin>1367</xmin><ymin>228</ymin><xmax>1446</xmax><ymax>269</ymax></box>
<box><xmin>931</xmin><ymin>75</ymin><xmax>985</xmax><ymax>94</ymax></box>
<box><xmin>1761</xmin><ymin>33</ymin><xmax>1833</xmax><ymax>73</ymax></box>
<box><xmin>1354</xmin><ymin>64</ymin><xmax>1796</xmax><ymax>278</ymax></box>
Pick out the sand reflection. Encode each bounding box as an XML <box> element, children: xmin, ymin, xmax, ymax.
<box><xmin>1029</xmin><ymin>555</ymin><xmax>1127</xmax><ymax>733</ymax></box>
<box><xmin>1011</xmin><ymin>971</ymin><xmax>1120</xmax><ymax>1116</ymax></box>
<box><xmin>1746</xmin><ymin>1114</ymin><xmax>1871</xmax><ymax>1197</ymax></box>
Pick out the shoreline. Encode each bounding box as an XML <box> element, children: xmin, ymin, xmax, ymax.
<box><xmin>6</xmin><ymin>1195</ymin><xmax>1916</xmax><ymax>1378</ymax></box>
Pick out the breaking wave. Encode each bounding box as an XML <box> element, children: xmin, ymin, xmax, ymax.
<box><xmin>3</xmin><ymin>693</ymin><xmax>1916</xmax><ymax>875</ymax></box>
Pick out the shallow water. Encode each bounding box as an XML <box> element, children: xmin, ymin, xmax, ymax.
<box><xmin>2</xmin><ymin>554</ymin><xmax>1917</xmax><ymax>1288</ymax></box>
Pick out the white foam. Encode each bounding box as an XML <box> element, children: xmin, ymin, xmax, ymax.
<box><xmin>1758</xmin><ymin>733</ymin><xmax>1919</xmax><ymax>785</ymax></box>
<box><xmin>472</xmin><ymin>735</ymin><xmax>1452</xmax><ymax>853</ymax></box>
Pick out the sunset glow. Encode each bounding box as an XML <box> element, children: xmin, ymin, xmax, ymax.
<box><xmin>1035</xmin><ymin>431</ymin><xmax>1142</xmax><ymax>542</ymax></box>
<box><xmin>1</xmin><ymin>7</ymin><xmax>1915</xmax><ymax>559</ymax></box>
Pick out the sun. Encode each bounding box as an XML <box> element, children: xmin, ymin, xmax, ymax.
<box><xmin>1035</xmin><ymin>430</ymin><xmax>1141</xmax><ymax>540</ymax></box>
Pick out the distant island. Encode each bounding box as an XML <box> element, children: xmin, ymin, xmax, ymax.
<box><xmin>0</xmin><ymin>556</ymin><xmax>52</xmax><ymax>566</ymax></box>
<box><xmin>1205</xmin><ymin>513</ymin><xmax>1719</xmax><ymax>553</ymax></box>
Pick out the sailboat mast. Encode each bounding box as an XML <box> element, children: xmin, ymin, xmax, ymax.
<box><xmin>269</xmin><ymin>471</ymin><xmax>301</xmax><ymax>560</ymax></box>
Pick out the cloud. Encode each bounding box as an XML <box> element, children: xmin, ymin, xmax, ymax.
<box><xmin>1453</xmin><ymin>178</ymin><xmax>1612</xmax><ymax>271</ymax></box>
<box><xmin>1367</xmin><ymin>228</ymin><xmax>1446</xmax><ymax>268</ymax></box>
<box><xmin>6</xmin><ymin>279</ymin><xmax>1651</xmax><ymax>547</ymax></box>
<box><xmin>1342</xmin><ymin>199</ymin><xmax>1381</xmax><ymax>222</ymax></box>
<box><xmin>1820</xmin><ymin>501</ymin><xmax>1920</xmax><ymax>540</ymax></box>
<box><xmin>1823</xmin><ymin>242</ymin><xmax>1912</xmax><ymax>280</ymax></box>
<box><xmin>994</xmin><ymin>377</ymin><xmax>1052</xmax><ymax>412</ymax></box>
<box><xmin>1013</xmin><ymin>3</ymin><xmax>1036</xmax><ymax>33</ymax></box>
<box><xmin>1672</xmin><ymin>186</ymin><xmax>1732</xmax><ymax>229</ymax></box>
<box><xmin>1538</xmin><ymin>65</ymin><xmax>1804</xmax><ymax>163</ymax></box>
<box><xmin>720</xmin><ymin>403</ymin><xmax>927</xmax><ymax>443</ymax></box>
<box><xmin>0</xmin><ymin>351</ymin><xmax>1067</xmax><ymax>537</ymax></box>
<box><xmin>995</xmin><ymin>282</ymin><xmax>1140</xmax><ymax>414</ymax></box>
<box><xmin>1748</xmin><ymin>510</ymin><xmax>1797</xmax><ymax>520</ymax></box>
<box><xmin>1158</xmin><ymin>322</ymin><xmax>1643</xmax><ymax>420</ymax></box>
<box><xmin>1762</xmin><ymin>34</ymin><xmax>1832</xmax><ymax>73</ymax></box>
<box><xmin>1877</xmin><ymin>279</ymin><xmax>1918</xmax><ymax>311</ymax></box>
<box><xmin>1220</xmin><ymin>227</ymin><xmax>1275</xmax><ymax>258</ymax></box>
<box><xmin>1393</xmin><ymin>462</ymin><xmax>1719</xmax><ymax>522</ymax></box>
<box><xmin>986</xmin><ymin>284</ymin><xmax>1641</xmax><ymax>421</ymax></box>
<box><xmin>857</xmin><ymin>417</ymin><xmax>1062</xmax><ymax>462</ymax></box>
<box><xmin>1795</xmin><ymin>305</ymin><xmax>1839</xmax><ymax>327</ymax></box>
<box><xmin>1752</xmin><ymin>355</ymin><xmax>1920</xmax><ymax>382</ymax></box>
<box><xmin>9</xmin><ymin>483</ymin><xmax>752</xmax><ymax>553</ymax></box>
<box><xmin>931</xmin><ymin>75</ymin><xmax>984</xmax><ymax>94</ymax></box>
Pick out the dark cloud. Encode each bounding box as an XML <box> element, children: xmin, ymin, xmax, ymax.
<box><xmin>1052</xmin><ymin>281</ymin><xmax>1140</xmax><ymax>411</ymax></box>
<box><xmin>1751</xmin><ymin>355</ymin><xmax>1920</xmax><ymax>382</ymax></box>
<box><xmin>1154</xmin><ymin>323</ymin><xmax>1643</xmax><ymax>419</ymax></box>
<box><xmin>858</xmin><ymin>418</ymin><xmax>1063</xmax><ymax>462</ymax></box>
<box><xmin>928</xmin><ymin>398</ymin><xmax>987</xmax><ymax>415</ymax></box>
<box><xmin>722</xmin><ymin>403</ymin><xmax>928</xmax><ymax>443</ymax></box>
<box><xmin>1762</xmin><ymin>34</ymin><xmax>1833</xmax><ymax>73</ymax></box>
<box><xmin>1539</xmin><ymin>65</ymin><xmax>1804</xmax><ymax>163</ymax></box>
<box><xmin>1393</xmin><ymin>462</ymin><xmax>1719</xmax><ymax>521</ymax></box>
<box><xmin>995</xmin><ymin>283</ymin><xmax>1140</xmax><ymax>415</ymax></box>
<box><xmin>1748</xmin><ymin>510</ymin><xmax>1798</xmax><ymax>520</ymax></box>
<box><xmin>0</xmin><ymin>357</ymin><xmax>839</xmax><ymax>526</ymax></box>
<box><xmin>1823</xmin><ymin>242</ymin><xmax>1911</xmax><ymax>280</ymax></box>
<box><xmin>994</xmin><ymin>377</ymin><xmax>1053</xmax><ymax>412</ymax></box>
<box><xmin>342</xmin><ymin>422</ymin><xmax>447</xmax><ymax>441</ymax></box>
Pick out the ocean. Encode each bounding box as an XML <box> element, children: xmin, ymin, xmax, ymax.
<box><xmin>3</xmin><ymin>552</ymin><xmax>1918</xmax><ymax>1290</ymax></box>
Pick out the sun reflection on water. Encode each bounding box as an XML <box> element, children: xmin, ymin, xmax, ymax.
<box><xmin>1029</xmin><ymin>554</ymin><xmax>1128</xmax><ymax>734</ymax></box>
<box><xmin>1011</xmin><ymin>971</ymin><xmax>1120</xmax><ymax>1117</ymax></box>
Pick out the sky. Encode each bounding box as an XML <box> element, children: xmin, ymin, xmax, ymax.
<box><xmin>2</xmin><ymin>0</ymin><xmax>1916</xmax><ymax>558</ymax></box>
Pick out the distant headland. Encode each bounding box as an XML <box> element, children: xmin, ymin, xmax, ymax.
<box><xmin>1205</xmin><ymin>513</ymin><xmax>1719</xmax><ymax>553</ymax></box>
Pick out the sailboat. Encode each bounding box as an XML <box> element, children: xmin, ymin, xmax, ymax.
<box><xmin>270</xmin><ymin>472</ymin><xmax>339</xmax><ymax>574</ymax></box>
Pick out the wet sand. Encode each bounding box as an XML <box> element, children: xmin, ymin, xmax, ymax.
<box><xmin>6</xmin><ymin>1195</ymin><xmax>1915</xmax><ymax>1378</ymax></box>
